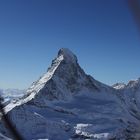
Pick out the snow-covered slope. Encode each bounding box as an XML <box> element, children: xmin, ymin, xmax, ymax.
<box><xmin>0</xmin><ymin>48</ymin><xmax>140</xmax><ymax>140</ymax></box>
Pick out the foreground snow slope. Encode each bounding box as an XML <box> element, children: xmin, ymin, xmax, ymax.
<box><xmin>0</xmin><ymin>48</ymin><xmax>140</xmax><ymax>140</ymax></box>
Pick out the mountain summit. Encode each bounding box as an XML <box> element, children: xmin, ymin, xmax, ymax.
<box><xmin>1</xmin><ymin>48</ymin><xmax>140</xmax><ymax>140</ymax></box>
<box><xmin>21</xmin><ymin>48</ymin><xmax>100</xmax><ymax>106</ymax></box>
<box><xmin>58</xmin><ymin>48</ymin><xmax>78</xmax><ymax>63</ymax></box>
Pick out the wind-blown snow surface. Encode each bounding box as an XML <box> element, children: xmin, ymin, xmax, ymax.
<box><xmin>0</xmin><ymin>48</ymin><xmax>140</xmax><ymax>140</ymax></box>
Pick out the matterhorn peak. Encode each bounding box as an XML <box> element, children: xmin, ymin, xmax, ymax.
<box><xmin>57</xmin><ymin>48</ymin><xmax>77</xmax><ymax>63</ymax></box>
<box><xmin>19</xmin><ymin>48</ymin><xmax>100</xmax><ymax>105</ymax></box>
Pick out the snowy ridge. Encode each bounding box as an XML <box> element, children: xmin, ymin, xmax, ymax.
<box><xmin>126</xmin><ymin>78</ymin><xmax>140</xmax><ymax>89</ymax></box>
<box><xmin>25</xmin><ymin>54</ymin><xmax>64</xmax><ymax>101</ymax></box>
<box><xmin>113</xmin><ymin>78</ymin><xmax>140</xmax><ymax>90</ymax></box>
<box><xmin>112</xmin><ymin>83</ymin><xmax>126</xmax><ymax>90</ymax></box>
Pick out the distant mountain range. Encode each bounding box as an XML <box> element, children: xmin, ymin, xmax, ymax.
<box><xmin>0</xmin><ymin>48</ymin><xmax>140</xmax><ymax>140</ymax></box>
<box><xmin>0</xmin><ymin>88</ymin><xmax>26</xmax><ymax>105</ymax></box>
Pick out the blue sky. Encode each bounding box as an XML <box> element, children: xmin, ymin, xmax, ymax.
<box><xmin>0</xmin><ymin>0</ymin><xmax>140</xmax><ymax>89</ymax></box>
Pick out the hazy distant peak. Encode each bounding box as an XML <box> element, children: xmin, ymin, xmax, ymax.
<box><xmin>112</xmin><ymin>83</ymin><xmax>126</xmax><ymax>89</ymax></box>
<box><xmin>126</xmin><ymin>78</ymin><xmax>140</xmax><ymax>88</ymax></box>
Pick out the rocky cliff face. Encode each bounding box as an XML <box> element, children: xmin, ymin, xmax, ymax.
<box><xmin>0</xmin><ymin>48</ymin><xmax>140</xmax><ymax>140</ymax></box>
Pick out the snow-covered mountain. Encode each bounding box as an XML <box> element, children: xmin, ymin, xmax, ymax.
<box><xmin>0</xmin><ymin>89</ymin><xmax>26</xmax><ymax>105</ymax></box>
<box><xmin>0</xmin><ymin>48</ymin><xmax>140</xmax><ymax>140</ymax></box>
<box><xmin>113</xmin><ymin>78</ymin><xmax>140</xmax><ymax>129</ymax></box>
<box><xmin>112</xmin><ymin>83</ymin><xmax>126</xmax><ymax>90</ymax></box>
